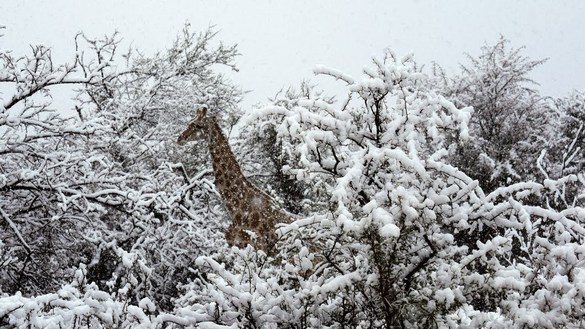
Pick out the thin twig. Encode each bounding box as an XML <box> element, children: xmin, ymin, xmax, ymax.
<box><xmin>0</xmin><ymin>206</ymin><xmax>32</xmax><ymax>255</ymax></box>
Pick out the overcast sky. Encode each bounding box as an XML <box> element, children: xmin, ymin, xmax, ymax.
<box><xmin>2</xmin><ymin>1</ymin><xmax>584</xmax><ymax>111</ymax></box>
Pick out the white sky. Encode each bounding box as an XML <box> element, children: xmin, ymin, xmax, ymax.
<box><xmin>1</xmin><ymin>1</ymin><xmax>584</xmax><ymax>111</ymax></box>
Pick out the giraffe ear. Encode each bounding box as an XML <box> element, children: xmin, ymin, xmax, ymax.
<box><xmin>196</xmin><ymin>107</ymin><xmax>207</xmax><ymax>119</ymax></box>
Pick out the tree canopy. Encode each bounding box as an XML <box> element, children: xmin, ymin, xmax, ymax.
<box><xmin>1</xmin><ymin>28</ymin><xmax>584</xmax><ymax>328</ymax></box>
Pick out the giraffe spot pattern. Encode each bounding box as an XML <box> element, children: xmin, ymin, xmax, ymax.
<box><xmin>179</xmin><ymin>108</ymin><xmax>291</xmax><ymax>255</ymax></box>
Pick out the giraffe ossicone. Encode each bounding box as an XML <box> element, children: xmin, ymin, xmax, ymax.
<box><xmin>178</xmin><ymin>107</ymin><xmax>291</xmax><ymax>254</ymax></box>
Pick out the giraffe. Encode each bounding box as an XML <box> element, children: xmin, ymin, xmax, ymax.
<box><xmin>177</xmin><ymin>108</ymin><xmax>291</xmax><ymax>254</ymax></box>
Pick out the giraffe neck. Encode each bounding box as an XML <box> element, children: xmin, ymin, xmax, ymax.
<box><xmin>206</xmin><ymin>119</ymin><xmax>252</xmax><ymax>216</ymax></box>
<box><xmin>203</xmin><ymin>117</ymin><xmax>290</xmax><ymax>253</ymax></box>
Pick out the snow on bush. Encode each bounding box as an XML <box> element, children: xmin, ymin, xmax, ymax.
<box><xmin>2</xmin><ymin>26</ymin><xmax>585</xmax><ymax>328</ymax></box>
<box><xmin>179</xmin><ymin>49</ymin><xmax>585</xmax><ymax>328</ymax></box>
<box><xmin>0</xmin><ymin>264</ymin><xmax>236</xmax><ymax>328</ymax></box>
<box><xmin>1</xmin><ymin>25</ymin><xmax>237</xmax><ymax>321</ymax></box>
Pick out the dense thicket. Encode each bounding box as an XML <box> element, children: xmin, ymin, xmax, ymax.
<box><xmin>1</xmin><ymin>29</ymin><xmax>584</xmax><ymax>328</ymax></box>
<box><xmin>0</xmin><ymin>26</ymin><xmax>240</xmax><ymax>315</ymax></box>
<box><xmin>433</xmin><ymin>37</ymin><xmax>555</xmax><ymax>192</ymax></box>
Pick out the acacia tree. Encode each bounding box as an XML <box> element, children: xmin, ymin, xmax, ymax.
<box><xmin>2</xmin><ymin>29</ymin><xmax>585</xmax><ymax>328</ymax></box>
<box><xmin>236</xmin><ymin>82</ymin><xmax>335</xmax><ymax>216</ymax></box>
<box><xmin>78</xmin><ymin>26</ymin><xmax>243</xmax><ymax>309</ymax></box>
<box><xmin>535</xmin><ymin>90</ymin><xmax>585</xmax><ymax>210</ymax></box>
<box><xmin>0</xmin><ymin>26</ymin><xmax>241</xmax><ymax>317</ymax></box>
<box><xmin>0</xmin><ymin>32</ymin><xmax>123</xmax><ymax>295</ymax></box>
<box><xmin>437</xmin><ymin>37</ymin><xmax>554</xmax><ymax>192</ymax></box>
<box><xmin>179</xmin><ymin>50</ymin><xmax>585</xmax><ymax>328</ymax></box>
<box><xmin>552</xmin><ymin>90</ymin><xmax>585</xmax><ymax>177</ymax></box>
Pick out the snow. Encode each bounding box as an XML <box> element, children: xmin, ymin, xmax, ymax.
<box><xmin>492</xmin><ymin>269</ymin><xmax>526</xmax><ymax>291</ymax></box>
<box><xmin>434</xmin><ymin>288</ymin><xmax>456</xmax><ymax>308</ymax></box>
<box><xmin>379</xmin><ymin>223</ymin><xmax>400</xmax><ymax>238</ymax></box>
<box><xmin>2</xmin><ymin>28</ymin><xmax>585</xmax><ymax>329</ymax></box>
<box><xmin>313</xmin><ymin>65</ymin><xmax>355</xmax><ymax>85</ymax></box>
<box><xmin>138</xmin><ymin>297</ymin><xmax>156</xmax><ymax>313</ymax></box>
<box><xmin>316</xmin><ymin>272</ymin><xmax>361</xmax><ymax>295</ymax></box>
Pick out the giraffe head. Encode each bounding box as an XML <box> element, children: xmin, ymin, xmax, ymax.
<box><xmin>177</xmin><ymin>108</ymin><xmax>210</xmax><ymax>145</ymax></box>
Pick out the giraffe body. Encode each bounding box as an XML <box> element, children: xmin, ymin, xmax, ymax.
<box><xmin>178</xmin><ymin>108</ymin><xmax>290</xmax><ymax>253</ymax></box>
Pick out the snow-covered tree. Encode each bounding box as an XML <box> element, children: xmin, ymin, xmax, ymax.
<box><xmin>437</xmin><ymin>37</ymin><xmax>555</xmax><ymax>192</ymax></box>
<box><xmin>537</xmin><ymin>89</ymin><xmax>585</xmax><ymax>209</ymax></box>
<box><xmin>0</xmin><ymin>33</ymin><xmax>122</xmax><ymax>295</ymax></box>
<box><xmin>0</xmin><ymin>26</ymin><xmax>241</xmax><ymax>313</ymax></box>
<box><xmin>179</xmin><ymin>49</ymin><xmax>585</xmax><ymax>328</ymax></box>
<box><xmin>2</xmin><ymin>27</ymin><xmax>585</xmax><ymax>328</ymax></box>
<box><xmin>77</xmin><ymin>26</ymin><xmax>243</xmax><ymax>309</ymax></box>
<box><xmin>236</xmin><ymin>82</ymin><xmax>335</xmax><ymax>216</ymax></box>
<box><xmin>552</xmin><ymin>90</ymin><xmax>585</xmax><ymax>175</ymax></box>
